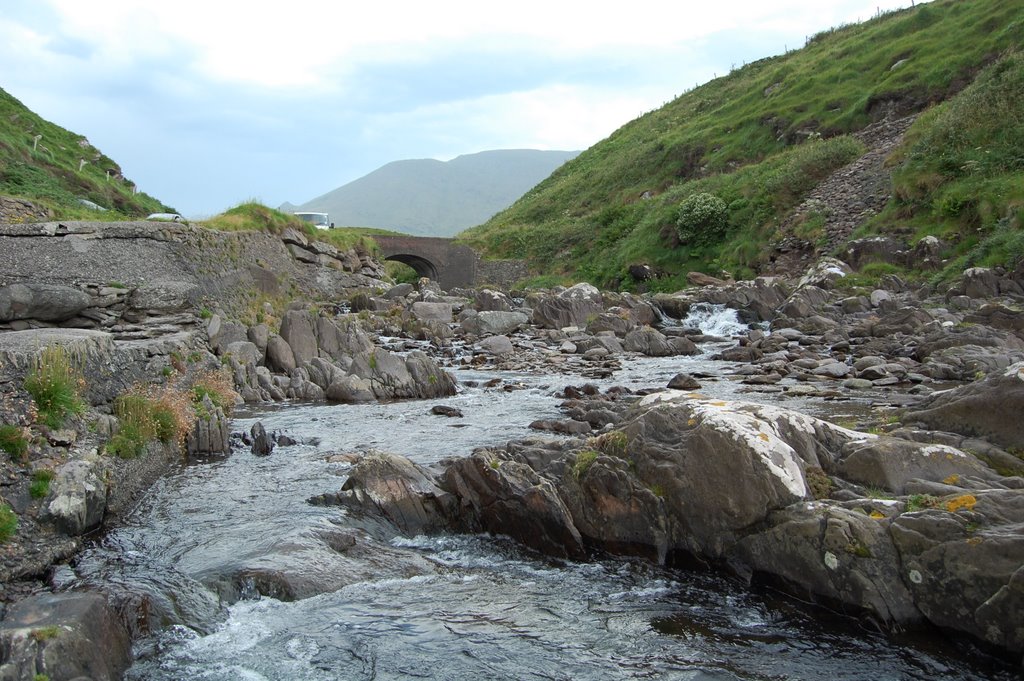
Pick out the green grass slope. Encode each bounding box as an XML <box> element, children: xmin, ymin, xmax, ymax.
<box><xmin>460</xmin><ymin>0</ymin><xmax>1024</xmax><ymax>290</ymax></box>
<box><xmin>0</xmin><ymin>87</ymin><xmax>171</xmax><ymax>219</ymax></box>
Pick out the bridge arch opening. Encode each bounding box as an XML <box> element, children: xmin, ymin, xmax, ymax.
<box><xmin>384</xmin><ymin>254</ymin><xmax>439</xmax><ymax>282</ymax></box>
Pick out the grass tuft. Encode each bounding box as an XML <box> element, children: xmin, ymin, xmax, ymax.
<box><xmin>0</xmin><ymin>424</ymin><xmax>29</xmax><ymax>461</ymax></box>
<box><xmin>23</xmin><ymin>345</ymin><xmax>86</xmax><ymax>429</ymax></box>
<box><xmin>0</xmin><ymin>503</ymin><xmax>17</xmax><ymax>543</ymax></box>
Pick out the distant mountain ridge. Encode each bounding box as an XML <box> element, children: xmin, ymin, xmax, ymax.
<box><xmin>285</xmin><ymin>149</ymin><xmax>578</xmax><ymax>237</ymax></box>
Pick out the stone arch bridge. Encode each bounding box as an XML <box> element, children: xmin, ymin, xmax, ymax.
<box><xmin>373</xmin><ymin>236</ymin><xmax>479</xmax><ymax>290</ymax></box>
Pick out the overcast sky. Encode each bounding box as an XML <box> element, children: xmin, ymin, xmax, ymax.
<box><xmin>1</xmin><ymin>0</ymin><xmax>914</xmax><ymax>218</ymax></box>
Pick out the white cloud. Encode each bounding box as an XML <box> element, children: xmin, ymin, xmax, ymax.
<box><xmin>1</xmin><ymin>0</ymin><xmax>920</xmax><ymax>216</ymax></box>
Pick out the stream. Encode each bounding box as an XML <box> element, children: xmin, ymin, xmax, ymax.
<box><xmin>70</xmin><ymin>312</ymin><xmax>1017</xmax><ymax>680</ymax></box>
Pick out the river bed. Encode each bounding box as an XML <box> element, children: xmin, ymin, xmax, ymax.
<box><xmin>71</xmin><ymin>347</ymin><xmax>1016</xmax><ymax>680</ymax></box>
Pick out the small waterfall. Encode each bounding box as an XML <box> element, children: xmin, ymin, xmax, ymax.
<box><xmin>678</xmin><ymin>303</ymin><xmax>751</xmax><ymax>337</ymax></box>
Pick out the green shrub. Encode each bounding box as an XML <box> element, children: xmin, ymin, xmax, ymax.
<box><xmin>676</xmin><ymin>193</ymin><xmax>729</xmax><ymax>246</ymax></box>
<box><xmin>0</xmin><ymin>503</ymin><xmax>17</xmax><ymax>543</ymax></box>
<box><xmin>0</xmin><ymin>424</ymin><xmax>29</xmax><ymax>461</ymax></box>
<box><xmin>23</xmin><ymin>345</ymin><xmax>86</xmax><ymax>429</ymax></box>
<box><xmin>29</xmin><ymin>469</ymin><xmax>54</xmax><ymax>499</ymax></box>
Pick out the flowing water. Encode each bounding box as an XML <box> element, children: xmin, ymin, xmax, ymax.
<box><xmin>71</xmin><ymin>310</ymin><xmax>1016</xmax><ymax>680</ymax></box>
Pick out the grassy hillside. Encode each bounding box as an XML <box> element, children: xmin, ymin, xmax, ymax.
<box><xmin>461</xmin><ymin>0</ymin><xmax>1024</xmax><ymax>290</ymax></box>
<box><xmin>203</xmin><ymin>201</ymin><xmax>387</xmax><ymax>252</ymax></box>
<box><xmin>291</xmin><ymin>149</ymin><xmax>578</xmax><ymax>237</ymax></box>
<box><xmin>0</xmin><ymin>87</ymin><xmax>171</xmax><ymax>219</ymax></box>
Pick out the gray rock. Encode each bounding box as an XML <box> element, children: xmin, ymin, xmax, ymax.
<box><xmin>736</xmin><ymin>505</ymin><xmax>919</xmax><ymax>625</ymax></box>
<box><xmin>43</xmin><ymin>458</ymin><xmax>109</xmax><ymax>536</ymax></box>
<box><xmin>586</xmin><ymin>312</ymin><xmax>635</xmax><ymax>337</ymax></box>
<box><xmin>623</xmin><ymin>327</ymin><xmax>698</xmax><ymax>356</ymax></box>
<box><xmin>347</xmin><ymin>349</ymin><xmax>456</xmax><ymax>400</ymax></box>
<box><xmin>411</xmin><ymin>302</ymin><xmax>453</xmax><ymax>323</ymax></box>
<box><xmin>384</xmin><ymin>283</ymin><xmax>415</xmax><ymax>299</ymax></box>
<box><xmin>339</xmin><ymin>452</ymin><xmax>457</xmax><ymax>535</ymax></box>
<box><xmin>531</xmin><ymin>283</ymin><xmax>605</xmax><ymax>329</ymax></box>
<box><xmin>475</xmin><ymin>288</ymin><xmax>514</xmax><ymax>312</ymax></box>
<box><xmin>223</xmin><ymin>340</ymin><xmax>262</xmax><ymax>367</ymax></box>
<box><xmin>0</xmin><ymin>283</ymin><xmax>92</xmax><ymax>322</ymax></box>
<box><xmin>0</xmin><ymin>592</ymin><xmax>132</xmax><ymax>681</ymax></box>
<box><xmin>890</xmin><ymin>491</ymin><xmax>1024</xmax><ymax>654</ymax></box>
<box><xmin>442</xmin><ymin>451</ymin><xmax>585</xmax><ymax>559</ymax></box>
<box><xmin>462</xmin><ymin>310</ymin><xmax>528</xmax><ymax>336</ymax></box>
<box><xmin>961</xmin><ymin>267</ymin><xmax>1001</xmax><ymax>299</ymax></box>
<box><xmin>209</xmin><ymin>317</ymin><xmax>247</xmax><ymax>354</ymax></box>
<box><xmin>128</xmin><ymin>280</ymin><xmax>197</xmax><ymax>313</ymax></box>
<box><xmin>476</xmin><ymin>335</ymin><xmax>515</xmax><ymax>356</ymax></box>
<box><xmin>187</xmin><ymin>398</ymin><xmax>231</xmax><ymax>455</ymax></box>
<box><xmin>903</xmin><ymin>362</ymin><xmax>1024</xmax><ymax>449</ymax></box>
<box><xmin>250</xmin><ymin>421</ymin><xmax>274</xmax><ymax>456</ymax></box>
<box><xmin>315</xmin><ymin>316</ymin><xmax>373</xmax><ymax>361</ymax></box>
<box><xmin>835</xmin><ymin>436</ymin><xmax>999</xmax><ymax>494</ymax></box>
<box><xmin>325</xmin><ymin>374</ymin><xmax>375</xmax><ymax>403</ymax></box>
<box><xmin>667</xmin><ymin>373</ymin><xmax>701</xmax><ymax>390</ymax></box>
<box><xmin>265</xmin><ymin>335</ymin><xmax>297</xmax><ymax>374</ymax></box>
<box><xmin>279</xmin><ymin>310</ymin><xmax>319</xmax><ymax>366</ymax></box>
<box><xmin>247</xmin><ymin>323</ymin><xmax>271</xmax><ymax>353</ymax></box>
<box><xmin>812</xmin><ymin>362</ymin><xmax>851</xmax><ymax>378</ymax></box>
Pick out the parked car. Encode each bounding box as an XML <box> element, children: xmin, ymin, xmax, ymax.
<box><xmin>146</xmin><ymin>213</ymin><xmax>185</xmax><ymax>222</ymax></box>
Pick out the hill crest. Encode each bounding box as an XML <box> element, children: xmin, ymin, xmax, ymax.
<box><xmin>288</xmin><ymin>149</ymin><xmax>578</xmax><ymax>237</ymax></box>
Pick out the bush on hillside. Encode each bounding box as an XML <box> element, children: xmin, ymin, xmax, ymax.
<box><xmin>676</xmin><ymin>193</ymin><xmax>729</xmax><ymax>247</ymax></box>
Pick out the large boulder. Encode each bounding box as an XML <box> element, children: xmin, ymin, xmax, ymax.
<box><xmin>42</xmin><ymin>458</ymin><xmax>110</xmax><ymax>536</ymax></box>
<box><xmin>531</xmin><ymin>283</ymin><xmax>605</xmax><ymax>329</ymax></box>
<box><xmin>622</xmin><ymin>327</ymin><xmax>699</xmax><ymax>356</ymax></box>
<box><xmin>735</xmin><ymin>504</ymin><xmax>921</xmax><ymax>624</ymax></box>
<box><xmin>336</xmin><ymin>452</ymin><xmax>456</xmax><ymax>535</ymax></box>
<box><xmin>442</xmin><ymin>451</ymin><xmax>586</xmax><ymax>559</ymax></box>
<box><xmin>461</xmin><ymin>310</ymin><xmax>528</xmax><ymax>336</ymax></box>
<box><xmin>0</xmin><ymin>283</ymin><xmax>92</xmax><ymax>322</ymax></box>
<box><xmin>889</xmin><ymin>491</ymin><xmax>1024</xmax><ymax>655</ymax></box>
<box><xmin>347</xmin><ymin>349</ymin><xmax>456</xmax><ymax>400</ymax></box>
<box><xmin>903</xmin><ymin>362</ymin><xmax>1024</xmax><ymax>449</ymax></box>
<box><xmin>265</xmin><ymin>334</ymin><xmax>297</xmax><ymax>374</ymax></box>
<box><xmin>278</xmin><ymin>310</ymin><xmax>318</xmax><ymax>365</ymax></box>
<box><xmin>411</xmin><ymin>302</ymin><xmax>453</xmax><ymax>324</ymax></box>
<box><xmin>315</xmin><ymin>316</ymin><xmax>373</xmax><ymax>360</ymax></box>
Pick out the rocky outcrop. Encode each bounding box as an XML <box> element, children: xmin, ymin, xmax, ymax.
<box><xmin>340</xmin><ymin>391</ymin><xmax>1024</xmax><ymax>657</ymax></box>
<box><xmin>903</xmin><ymin>362</ymin><xmax>1024</xmax><ymax>449</ymax></box>
<box><xmin>0</xmin><ymin>221</ymin><xmax>381</xmax><ymax>332</ymax></box>
<box><xmin>0</xmin><ymin>592</ymin><xmax>132</xmax><ymax>681</ymax></box>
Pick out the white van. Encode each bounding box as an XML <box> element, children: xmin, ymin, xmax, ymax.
<box><xmin>294</xmin><ymin>212</ymin><xmax>333</xmax><ymax>229</ymax></box>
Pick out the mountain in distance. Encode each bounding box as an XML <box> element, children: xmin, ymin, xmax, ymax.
<box><xmin>285</xmin><ymin>149</ymin><xmax>578</xmax><ymax>237</ymax></box>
